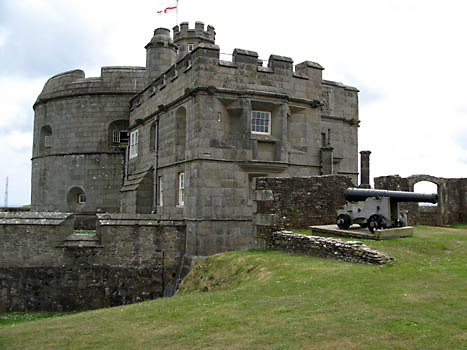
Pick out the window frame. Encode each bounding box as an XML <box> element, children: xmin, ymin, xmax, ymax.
<box><xmin>187</xmin><ymin>43</ymin><xmax>194</xmax><ymax>52</ymax></box>
<box><xmin>159</xmin><ymin>176</ymin><xmax>163</xmax><ymax>207</ymax></box>
<box><xmin>44</xmin><ymin>135</ymin><xmax>52</xmax><ymax>148</ymax></box>
<box><xmin>251</xmin><ymin>110</ymin><xmax>271</xmax><ymax>135</ymax></box>
<box><xmin>129</xmin><ymin>130</ymin><xmax>139</xmax><ymax>159</ymax></box>
<box><xmin>78</xmin><ymin>193</ymin><xmax>86</xmax><ymax>204</ymax></box>
<box><xmin>178</xmin><ymin>172</ymin><xmax>185</xmax><ymax>206</ymax></box>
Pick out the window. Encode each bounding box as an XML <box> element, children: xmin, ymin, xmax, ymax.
<box><xmin>178</xmin><ymin>172</ymin><xmax>185</xmax><ymax>206</ymax></box>
<box><xmin>113</xmin><ymin>130</ymin><xmax>129</xmax><ymax>144</ymax></box>
<box><xmin>251</xmin><ymin>111</ymin><xmax>271</xmax><ymax>135</ymax></box>
<box><xmin>188</xmin><ymin>43</ymin><xmax>194</xmax><ymax>52</ymax></box>
<box><xmin>129</xmin><ymin>130</ymin><xmax>139</xmax><ymax>159</ymax></box>
<box><xmin>44</xmin><ymin>135</ymin><xmax>52</xmax><ymax>148</ymax></box>
<box><xmin>159</xmin><ymin>176</ymin><xmax>163</xmax><ymax>206</ymax></box>
<box><xmin>78</xmin><ymin>193</ymin><xmax>86</xmax><ymax>204</ymax></box>
<box><xmin>40</xmin><ymin>125</ymin><xmax>52</xmax><ymax>152</ymax></box>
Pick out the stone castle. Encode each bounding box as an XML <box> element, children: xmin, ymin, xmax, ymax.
<box><xmin>3</xmin><ymin>22</ymin><xmax>465</xmax><ymax>311</ymax></box>
<box><xmin>31</xmin><ymin>21</ymin><xmax>360</xmax><ymax>256</ymax></box>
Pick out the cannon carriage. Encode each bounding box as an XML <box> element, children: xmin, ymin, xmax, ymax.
<box><xmin>336</xmin><ymin>188</ymin><xmax>438</xmax><ymax>233</ymax></box>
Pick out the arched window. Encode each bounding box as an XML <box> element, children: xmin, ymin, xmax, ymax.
<box><xmin>67</xmin><ymin>186</ymin><xmax>87</xmax><ymax>211</ymax></box>
<box><xmin>414</xmin><ymin>181</ymin><xmax>438</xmax><ymax>207</ymax></box>
<box><xmin>108</xmin><ymin>120</ymin><xmax>129</xmax><ymax>146</ymax></box>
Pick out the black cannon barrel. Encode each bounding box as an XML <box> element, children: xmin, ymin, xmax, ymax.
<box><xmin>344</xmin><ymin>188</ymin><xmax>438</xmax><ymax>204</ymax></box>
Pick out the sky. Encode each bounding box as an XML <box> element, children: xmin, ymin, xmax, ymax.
<box><xmin>0</xmin><ymin>0</ymin><xmax>466</xmax><ymax>206</ymax></box>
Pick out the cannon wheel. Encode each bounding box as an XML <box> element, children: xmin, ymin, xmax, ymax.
<box><xmin>368</xmin><ymin>215</ymin><xmax>379</xmax><ymax>234</ymax></box>
<box><xmin>378</xmin><ymin>216</ymin><xmax>387</xmax><ymax>229</ymax></box>
<box><xmin>368</xmin><ymin>214</ymin><xmax>387</xmax><ymax>233</ymax></box>
<box><xmin>337</xmin><ymin>214</ymin><xmax>351</xmax><ymax>229</ymax></box>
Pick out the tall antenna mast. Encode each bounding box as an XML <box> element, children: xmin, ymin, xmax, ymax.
<box><xmin>4</xmin><ymin>177</ymin><xmax>8</xmax><ymax>208</ymax></box>
<box><xmin>176</xmin><ymin>0</ymin><xmax>179</xmax><ymax>26</ymax></box>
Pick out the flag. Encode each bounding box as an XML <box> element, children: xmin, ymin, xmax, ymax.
<box><xmin>157</xmin><ymin>5</ymin><xmax>177</xmax><ymax>14</ymax></box>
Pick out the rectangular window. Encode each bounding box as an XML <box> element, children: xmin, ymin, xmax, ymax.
<box><xmin>120</xmin><ymin>131</ymin><xmax>129</xmax><ymax>144</ymax></box>
<box><xmin>159</xmin><ymin>176</ymin><xmax>163</xmax><ymax>207</ymax></box>
<box><xmin>78</xmin><ymin>194</ymin><xmax>86</xmax><ymax>204</ymax></box>
<box><xmin>113</xmin><ymin>130</ymin><xmax>120</xmax><ymax>143</ymax></box>
<box><xmin>188</xmin><ymin>43</ymin><xmax>194</xmax><ymax>52</ymax></box>
<box><xmin>251</xmin><ymin>111</ymin><xmax>271</xmax><ymax>135</ymax></box>
<box><xmin>44</xmin><ymin>135</ymin><xmax>52</xmax><ymax>148</ymax></box>
<box><xmin>129</xmin><ymin>130</ymin><xmax>139</xmax><ymax>159</ymax></box>
<box><xmin>178</xmin><ymin>172</ymin><xmax>185</xmax><ymax>206</ymax></box>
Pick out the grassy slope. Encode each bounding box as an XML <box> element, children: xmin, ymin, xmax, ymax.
<box><xmin>1</xmin><ymin>226</ymin><xmax>466</xmax><ymax>350</ymax></box>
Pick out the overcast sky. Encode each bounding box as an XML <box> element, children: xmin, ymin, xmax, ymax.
<box><xmin>1</xmin><ymin>0</ymin><xmax>466</xmax><ymax>206</ymax></box>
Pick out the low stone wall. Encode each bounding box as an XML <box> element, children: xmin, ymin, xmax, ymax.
<box><xmin>270</xmin><ymin>230</ymin><xmax>394</xmax><ymax>265</ymax></box>
<box><xmin>254</xmin><ymin>175</ymin><xmax>353</xmax><ymax>248</ymax></box>
<box><xmin>0</xmin><ymin>212</ymin><xmax>187</xmax><ymax>311</ymax></box>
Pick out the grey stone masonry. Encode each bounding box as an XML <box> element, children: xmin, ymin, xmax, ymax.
<box><xmin>31</xmin><ymin>21</ymin><xmax>360</xmax><ymax>257</ymax></box>
<box><xmin>271</xmin><ymin>230</ymin><xmax>395</xmax><ymax>265</ymax></box>
<box><xmin>375</xmin><ymin>174</ymin><xmax>467</xmax><ymax>226</ymax></box>
<box><xmin>0</xmin><ymin>212</ymin><xmax>187</xmax><ymax>311</ymax></box>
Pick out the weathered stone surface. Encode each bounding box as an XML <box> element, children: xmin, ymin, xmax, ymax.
<box><xmin>31</xmin><ymin>21</ymin><xmax>360</xmax><ymax>256</ymax></box>
<box><xmin>270</xmin><ymin>230</ymin><xmax>394</xmax><ymax>265</ymax></box>
<box><xmin>0</xmin><ymin>213</ymin><xmax>187</xmax><ymax>312</ymax></box>
<box><xmin>375</xmin><ymin>174</ymin><xmax>467</xmax><ymax>226</ymax></box>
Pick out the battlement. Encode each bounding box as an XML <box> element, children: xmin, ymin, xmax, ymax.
<box><xmin>36</xmin><ymin>66</ymin><xmax>146</xmax><ymax>105</ymax></box>
<box><xmin>131</xmin><ymin>43</ymin><xmax>333</xmax><ymax>112</ymax></box>
<box><xmin>173</xmin><ymin>21</ymin><xmax>215</xmax><ymax>44</ymax></box>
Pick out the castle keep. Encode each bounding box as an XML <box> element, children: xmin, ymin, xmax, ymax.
<box><xmin>31</xmin><ymin>22</ymin><xmax>359</xmax><ymax>256</ymax></box>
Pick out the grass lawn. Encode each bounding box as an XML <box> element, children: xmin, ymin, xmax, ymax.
<box><xmin>0</xmin><ymin>226</ymin><xmax>466</xmax><ymax>349</ymax></box>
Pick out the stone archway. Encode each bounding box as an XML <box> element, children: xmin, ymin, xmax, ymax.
<box><xmin>407</xmin><ymin>175</ymin><xmax>447</xmax><ymax>226</ymax></box>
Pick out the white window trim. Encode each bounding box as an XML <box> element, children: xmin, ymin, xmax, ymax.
<box><xmin>178</xmin><ymin>172</ymin><xmax>185</xmax><ymax>206</ymax></box>
<box><xmin>159</xmin><ymin>176</ymin><xmax>163</xmax><ymax>207</ymax></box>
<box><xmin>129</xmin><ymin>130</ymin><xmax>139</xmax><ymax>159</ymax></box>
<box><xmin>112</xmin><ymin>130</ymin><xmax>120</xmax><ymax>143</ymax></box>
<box><xmin>251</xmin><ymin>110</ymin><xmax>271</xmax><ymax>135</ymax></box>
<box><xmin>187</xmin><ymin>43</ymin><xmax>194</xmax><ymax>52</ymax></box>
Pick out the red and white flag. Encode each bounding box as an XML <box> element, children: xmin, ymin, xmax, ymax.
<box><xmin>157</xmin><ymin>5</ymin><xmax>177</xmax><ymax>14</ymax></box>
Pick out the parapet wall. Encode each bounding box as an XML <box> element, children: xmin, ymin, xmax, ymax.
<box><xmin>36</xmin><ymin>66</ymin><xmax>146</xmax><ymax>104</ymax></box>
<box><xmin>0</xmin><ymin>212</ymin><xmax>187</xmax><ymax>311</ymax></box>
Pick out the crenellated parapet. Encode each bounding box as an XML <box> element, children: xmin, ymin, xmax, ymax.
<box><xmin>173</xmin><ymin>21</ymin><xmax>216</xmax><ymax>58</ymax></box>
<box><xmin>35</xmin><ymin>66</ymin><xmax>146</xmax><ymax>106</ymax></box>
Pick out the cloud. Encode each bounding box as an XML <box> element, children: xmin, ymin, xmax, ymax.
<box><xmin>0</xmin><ymin>0</ymin><xmax>111</xmax><ymax>78</ymax></box>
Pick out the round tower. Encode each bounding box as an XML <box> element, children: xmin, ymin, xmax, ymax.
<box><xmin>173</xmin><ymin>21</ymin><xmax>216</xmax><ymax>58</ymax></box>
<box><xmin>31</xmin><ymin>67</ymin><xmax>146</xmax><ymax>219</ymax></box>
<box><xmin>145</xmin><ymin>28</ymin><xmax>177</xmax><ymax>85</ymax></box>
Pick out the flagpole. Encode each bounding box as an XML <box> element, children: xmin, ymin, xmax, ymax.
<box><xmin>176</xmin><ymin>0</ymin><xmax>179</xmax><ymax>26</ymax></box>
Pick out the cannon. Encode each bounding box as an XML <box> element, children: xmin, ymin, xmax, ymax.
<box><xmin>336</xmin><ymin>188</ymin><xmax>438</xmax><ymax>233</ymax></box>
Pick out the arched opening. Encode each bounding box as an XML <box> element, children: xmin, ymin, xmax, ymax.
<box><xmin>414</xmin><ymin>181</ymin><xmax>438</xmax><ymax>207</ymax></box>
<box><xmin>175</xmin><ymin>107</ymin><xmax>186</xmax><ymax>161</ymax></box>
<box><xmin>67</xmin><ymin>186</ymin><xmax>87</xmax><ymax>212</ymax></box>
<box><xmin>108</xmin><ymin>120</ymin><xmax>129</xmax><ymax>146</ymax></box>
<box><xmin>40</xmin><ymin>125</ymin><xmax>52</xmax><ymax>152</ymax></box>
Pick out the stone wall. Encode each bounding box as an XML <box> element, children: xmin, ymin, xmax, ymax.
<box><xmin>269</xmin><ymin>230</ymin><xmax>394</xmax><ymax>265</ymax></box>
<box><xmin>0</xmin><ymin>212</ymin><xmax>187</xmax><ymax>312</ymax></box>
<box><xmin>254</xmin><ymin>175</ymin><xmax>353</xmax><ymax>248</ymax></box>
<box><xmin>375</xmin><ymin>174</ymin><xmax>467</xmax><ymax>226</ymax></box>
